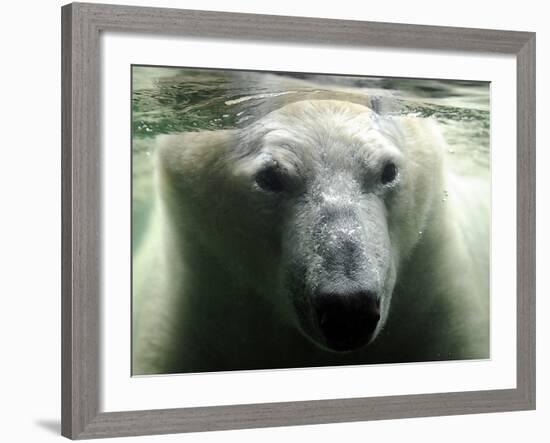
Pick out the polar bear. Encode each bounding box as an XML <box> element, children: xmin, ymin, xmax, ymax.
<box><xmin>132</xmin><ymin>99</ymin><xmax>489</xmax><ymax>375</ymax></box>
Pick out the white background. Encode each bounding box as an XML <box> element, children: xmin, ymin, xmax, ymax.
<box><xmin>0</xmin><ymin>0</ymin><xmax>546</xmax><ymax>442</ymax></box>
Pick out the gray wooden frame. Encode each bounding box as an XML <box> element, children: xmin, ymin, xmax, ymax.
<box><xmin>61</xmin><ymin>2</ymin><xmax>536</xmax><ymax>439</ymax></box>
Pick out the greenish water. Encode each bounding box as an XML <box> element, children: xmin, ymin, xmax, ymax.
<box><xmin>132</xmin><ymin>66</ymin><xmax>490</xmax><ymax>252</ymax></box>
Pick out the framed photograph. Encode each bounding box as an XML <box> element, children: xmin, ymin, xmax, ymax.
<box><xmin>61</xmin><ymin>2</ymin><xmax>535</xmax><ymax>439</ymax></box>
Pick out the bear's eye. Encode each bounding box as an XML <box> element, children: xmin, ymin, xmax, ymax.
<box><xmin>255</xmin><ymin>165</ymin><xmax>285</xmax><ymax>193</ymax></box>
<box><xmin>380</xmin><ymin>162</ymin><xmax>398</xmax><ymax>185</ymax></box>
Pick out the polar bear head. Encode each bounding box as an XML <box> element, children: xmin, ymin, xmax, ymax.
<box><xmin>158</xmin><ymin>100</ymin><xmax>445</xmax><ymax>353</ymax></box>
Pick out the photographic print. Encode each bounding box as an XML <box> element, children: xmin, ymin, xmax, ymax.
<box><xmin>131</xmin><ymin>66</ymin><xmax>490</xmax><ymax>376</ymax></box>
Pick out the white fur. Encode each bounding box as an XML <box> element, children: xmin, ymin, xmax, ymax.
<box><xmin>133</xmin><ymin>100</ymin><xmax>489</xmax><ymax>374</ymax></box>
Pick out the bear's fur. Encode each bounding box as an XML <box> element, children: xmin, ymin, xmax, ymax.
<box><xmin>132</xmin><ymin>100</ymin><xmax>489</xmax><ymax>375</ymax></box>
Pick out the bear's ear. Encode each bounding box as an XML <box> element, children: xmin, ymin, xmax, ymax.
<box><xmin>155</xmin><ymin>129</ymin><xmax>239</xmax><ymax>181</ymax></box>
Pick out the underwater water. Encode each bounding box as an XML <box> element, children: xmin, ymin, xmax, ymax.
<box><xmin>132</xmin><ymin>66</ymin><xmax>490</xmax><ymax>254</ymax></box>
<box><xmin>131</xmin><ymin>66</ymin><xmax>492</xmax><ymax>374</ymax></box>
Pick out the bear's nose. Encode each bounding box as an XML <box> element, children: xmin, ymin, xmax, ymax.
<box><xmin>313</xmin><ymin>287</ymin><xmax>380</xmax><ymax>352</ymax></box>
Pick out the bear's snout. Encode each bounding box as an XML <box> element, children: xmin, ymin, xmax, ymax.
<box><xmin>313</xmin><ymin>285</ymin><xmax>381</xmax><ymax>352</ymax></box>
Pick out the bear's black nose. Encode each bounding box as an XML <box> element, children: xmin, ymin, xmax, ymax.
<box><xmin>314</xmin><ymin>286</ymin><xmax>380</xmax><ymax>352</ymax></box>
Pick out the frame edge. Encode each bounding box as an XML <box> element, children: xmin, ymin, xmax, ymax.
<box><xmin>62</xmin><ymin>2</ymin><xmax>103</xmax><ymax>439</ymax></box>
<box><xmin>516</xmin><ymin>32</ymin><xmax>536</xmax><ymax>411</ymax></box>
<box><xmin>61</xmin><ymin>3</ymin><xmax>75</xmax><ymax>439</ymax></box>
